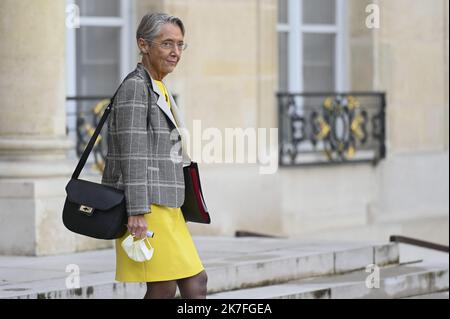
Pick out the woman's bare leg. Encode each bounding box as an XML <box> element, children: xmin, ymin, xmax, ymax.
<box><xmin>177</xmin><ymin>270</ymin><xmax>208</xmax><ymax>299</ymax></box>
<box><xmin>144</xmin><ymin>280</ymin><xmax>177</xmax><ymax>299</ymax></box>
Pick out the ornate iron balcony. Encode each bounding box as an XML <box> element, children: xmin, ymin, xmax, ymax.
<box><xmin>277</xmin><ymin>92</ymin><xmax>386</xmax><ymax>166</ymax></box>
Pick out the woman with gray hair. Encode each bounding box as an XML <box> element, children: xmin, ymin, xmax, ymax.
<box><xmin>101</xmin><ymin>13</ymin><xmax>207</xmax><ymax>299</ymax></box>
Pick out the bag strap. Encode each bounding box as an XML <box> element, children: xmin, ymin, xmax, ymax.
<box><xmin>71</xmin><ymin>85</ymin><xmax>122</xmax><ymax>180</ymax></box>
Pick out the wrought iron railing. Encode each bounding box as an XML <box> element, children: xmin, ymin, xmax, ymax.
<box><xmin>390</xmin><ymin>235</ymin><xmax>449</xmax><ymax>253</ymax></box>
<box><xmin>277</xmin><ymin>92</ymin><xmax>386</xmax><ymax>166</ymax></box>
<box><xmin>66</xmin><ymin>96</ymin><xmax>111</xmax><ymax>172</ymax></box>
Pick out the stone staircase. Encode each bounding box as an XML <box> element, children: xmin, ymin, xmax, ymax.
<box><xmin>0</xmin><ymin>236</ymin><xmax>448</xmax><ymax>299</ymax></box>
<box><xmin>208</xmin><ymin>261</ymin><xmax>448</xmax><ymax>299</ymax></box>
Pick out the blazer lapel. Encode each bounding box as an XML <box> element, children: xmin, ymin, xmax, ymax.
<box><xmin>168</xmin><ymin>92</ymin><xmax>184</xmax><ymax>129</ymax></box>
<box><xmin>168</xmin><ymin>91</ymin><xmax>192</xmax><ymax>164</ymax></box>
<box><xmin>149</xmin><ymin>77</ymin><xmax>179</xmax><ymax>128</ymax></box>
<box><xmin>137</xmin><ymin>63</ymin><xmax>191</xmax><ymax>163</ymax></box>
<box><xmin>137</xmin><ymin>63</ymin><xmax>178</xmax><ymax>129</ymax></box>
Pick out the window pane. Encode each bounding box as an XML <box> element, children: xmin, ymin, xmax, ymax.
<box><xmin>278</xmin><ymin>0</ymin><xmax>288</xmax><ymax>24</ymax></box>
<box><xmin>303</xmin><ymin>0</ymin><xmax>335</xmax><ymax>24</ymax></box>
<box><xmin>75</xmin><ymin>26</ymin><xmax>120</xmax><ymax>162</ymax></box>
<box><xmin>303</xmin><ymin>33</ymin><xmax>335</xmax><ymax>92</ymax></box>
<box><xmin>76</xmin><ymin>26</ymin><xmax>121</xmax><ymax>96</ymax></box>
<box><xmin>278</xmin><ymin>32</ymin><xmax>289</xmax><ymax>91</ymax></box>
<box><xmin>77</xmin><ymin>0</ymin><xmax>120</xmax><ymax>17</ymax></box>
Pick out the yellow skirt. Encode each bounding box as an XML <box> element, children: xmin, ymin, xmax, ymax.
<box><xmin>115</xmin><ymin>204</ymin><xmax>204</xmax><ymax>282</ymax></box>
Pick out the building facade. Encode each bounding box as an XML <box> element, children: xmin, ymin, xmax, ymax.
<box><xmin>0</xmin><ymin>0</ymin><xmax>448</xmax><ymax>255</ymax></box>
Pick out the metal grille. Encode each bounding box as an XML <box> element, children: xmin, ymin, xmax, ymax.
<box><xmin>277</xmin><ymin>92</ymin><xmax>386</xmax><ymax>166</ymax></box>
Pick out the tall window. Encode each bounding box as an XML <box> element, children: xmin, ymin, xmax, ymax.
<box><xmin>277</xmin><ymin>0</ymin><xmax>347</xmax><ymax>93</ymax></box>
<box><xmin>66</xmin><ymin>0</ymin><xmax>135</xmax><ymax>162</ymax></box>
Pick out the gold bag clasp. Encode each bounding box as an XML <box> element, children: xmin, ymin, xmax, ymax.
<box><xmin>79</xmin><ymin>205</ymin><xmax>94</xmax><ymax>215</ymax></box>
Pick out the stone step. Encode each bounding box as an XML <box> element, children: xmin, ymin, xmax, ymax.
<box><xmin>0</xmin><ymin>237</ymin><xmax>399</xmax><ymax>299</ymax></box>
<box><xmin>205</xmin><ymin>242</ymin><xmax>399</xmax><ymax>294</ymax></box>
<box><xmin>404</xmin><ymin>291</ymin><xmax>449</xmax><ymax>299</ymax></box>
<box><xmin>207</xmin><ymin>261</ymin><xmax>449</xmax><ymax>299</ymax></box>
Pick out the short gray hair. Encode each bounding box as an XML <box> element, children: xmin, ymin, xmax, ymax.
<box><xmin>136</xmin><ymin>13</ymin><xmax>185</xmax><ymax>43</ymax></box>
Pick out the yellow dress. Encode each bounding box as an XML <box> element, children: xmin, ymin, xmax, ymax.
<box><xmin>115</xmin><ymin>80</ymin><xmax>204</xmax><ymax>282</ymax></box>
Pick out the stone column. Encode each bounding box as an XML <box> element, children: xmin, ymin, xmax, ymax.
<box><xmin>0</xmin><ymin>0</ymin><xmax>110</xmax><ymax>255</ymax></box>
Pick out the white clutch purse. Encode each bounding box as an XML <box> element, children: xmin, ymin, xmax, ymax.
<box><xmin>121</xmin><ymin>231</ymin><xmax>154</xmax><ymax>262</ymax></box>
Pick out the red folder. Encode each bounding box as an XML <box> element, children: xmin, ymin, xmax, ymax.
<box><xmin>181</xmin><ymin>162</ymin><xmax>211</xmax><ymax>224</ymax></box>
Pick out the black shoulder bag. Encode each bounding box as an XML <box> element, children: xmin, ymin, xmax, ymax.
<box><xmin>62</xmin><ymin>88</ymin><xmax>127</xmax><ymax>240</ymax></box>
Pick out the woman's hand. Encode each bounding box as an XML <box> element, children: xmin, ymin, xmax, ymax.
<box><xmin>127</xmin><ymin>215</ymin><xmax>148</xmax><ymax>239</ymax></box>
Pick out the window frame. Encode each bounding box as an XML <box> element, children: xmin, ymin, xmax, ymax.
<box><xmin>65</xmin><ymin>0</ymin><xmax>136</xmax><ymax>162</ymax></box>
<box><xmin>65</xmin><ymin>0</ymin><xmax>136</xmax><ymax>99</ymax></box>
<box><xmin>277</xmin><ymin>0</ymin><xmax>348</xmax><ymax>93</ymax></box>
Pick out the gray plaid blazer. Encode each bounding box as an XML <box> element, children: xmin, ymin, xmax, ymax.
<box><xmin>101</xmin><ymin>63</ymin><xmax>191</xmax><ymax>216</ymax></box>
